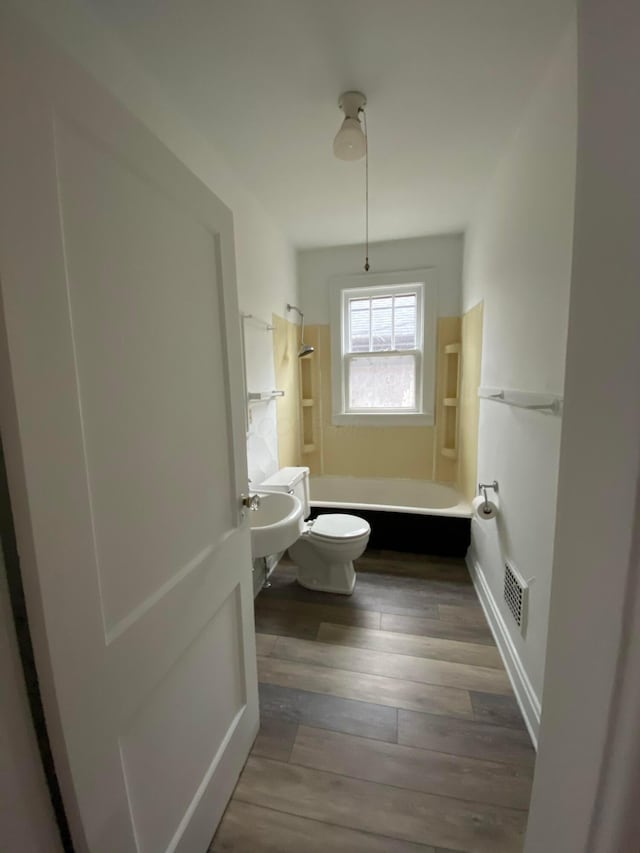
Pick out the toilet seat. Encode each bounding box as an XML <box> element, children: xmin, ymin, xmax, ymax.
<box><xmin>307</xmin><ymin>513</ymin><xmax>370</xmax><ymax>542</ymax></box>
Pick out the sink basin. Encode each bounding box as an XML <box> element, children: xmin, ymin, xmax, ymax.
<box><xmin>249</xmin><ymin>491</ymin><xmax>304</xmax><ymax>559</ymax></box>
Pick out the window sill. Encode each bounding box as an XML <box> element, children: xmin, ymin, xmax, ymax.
<box><xmin>332</xmin><ymin>412</ymin><xmax>434</xmax><ymax>427</ymax></box>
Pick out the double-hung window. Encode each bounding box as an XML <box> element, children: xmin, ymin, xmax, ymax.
<box><xmin>330</xmin><ymin>269</ymin><xmax>437</xmax><ymax>426</ymax></box>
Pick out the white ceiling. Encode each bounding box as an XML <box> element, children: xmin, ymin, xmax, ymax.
<box><xmin>87</xmin><ymin>0</ymin><xmax>575</xmax><ymax>248</ymax></box>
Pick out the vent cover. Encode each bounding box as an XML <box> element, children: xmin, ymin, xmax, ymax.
<box><xmin>504</xmin><ymin>562</ymin><xmax>528</xmax><ymax>633</ymax></box>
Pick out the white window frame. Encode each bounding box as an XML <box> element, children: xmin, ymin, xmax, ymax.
<box><xmin>330</xmin><ymin>268</ymin><xmax>438</xmax><ymax>426</ymax></box>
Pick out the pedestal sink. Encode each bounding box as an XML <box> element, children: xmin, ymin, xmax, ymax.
<box><xmin>249</xmin><ymin>491</ymin><xmax>303</xmax><ymax>559</ymax></box>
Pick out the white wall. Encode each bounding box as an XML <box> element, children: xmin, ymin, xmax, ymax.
<box><xmin>12</xmin><ymin>0</ymin><xmax>297</xmax><ymax>487</ymax></box>
<box><xmin>0</xmin><ymin>549</ymin><xmax>61</xmax><ymax>852</ymax></box>
<box><xmin>243</xmin><ymin>317</ymin><xmax>282</xmax><ymax>484</ymax></box>
<box><xmin>299</xmin><ymin>234</ymin><xmax>463</xmax><ymax>324</ymax></box>
<box><xmin>463</xmin><ymin>21</ymin><xmax>577</xmax><ymax>740</ymax></box>
<box><xmin>525</xmin><ymin>0</ymin><xmax>640</xmax><ymax>849</ymax></box>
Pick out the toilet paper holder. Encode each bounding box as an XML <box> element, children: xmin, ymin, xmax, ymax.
<box><xmin>478</xmin><ymin>481</ymin><xmax>499</xmax><ymax>511</ymax></box>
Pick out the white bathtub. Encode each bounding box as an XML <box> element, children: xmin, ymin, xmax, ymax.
<box><xmin>309</xmin><ymin>476</ymin><xmax>471</xmax><ymax>518</ymax></box>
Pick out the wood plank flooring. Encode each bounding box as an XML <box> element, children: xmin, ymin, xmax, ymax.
<box><xmin>212</xmin><ymin>552</ymin><xmax>535</xmax><ymax>853</ymax></box>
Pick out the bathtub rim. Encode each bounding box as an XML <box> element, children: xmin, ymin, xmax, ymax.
<box><xmin>309</xmin><ymin>475</ymin><xmax>472</xmax><ymax>519</ymax></box>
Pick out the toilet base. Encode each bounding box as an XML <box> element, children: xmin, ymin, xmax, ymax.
<box><xmin>296</xmin><ymin>561</ymin><xmax>356</xmax><ymax>596</ymax></box>
<box><xmin>288</xmin><ymin>526</ymin><xmax>368</xmax><ymax>597</ymax></box>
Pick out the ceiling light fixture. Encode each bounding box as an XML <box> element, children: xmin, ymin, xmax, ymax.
<box><xmin>333</xmin><ymin>91</ymin><xmax>367</xmax><ymax>161</ymax></box>
<box><xmin>333</xmin><ymin>90</ymin><xmax>370</xmax><ymax>272</ymax></box>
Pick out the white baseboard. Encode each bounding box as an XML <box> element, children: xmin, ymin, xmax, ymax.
<box><xmin>466</xmin><ymin>546</ymin><xmax>541</xmax><ymax>748</ymax></box>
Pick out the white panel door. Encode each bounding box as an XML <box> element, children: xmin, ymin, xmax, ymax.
<box><xmin>0</xmin><ymin>11</ymin><xmax>258</xmax><ymax>853</ymax></box>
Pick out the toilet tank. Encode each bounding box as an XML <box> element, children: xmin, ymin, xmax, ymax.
<box><xmin>259</xmin><ymin>466</ymin><xmax>310</xmax><ymax>518</ymax></box>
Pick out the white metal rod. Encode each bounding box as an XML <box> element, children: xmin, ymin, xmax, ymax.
<box><xmin>247</xmin><ymin>390</ymin><xmax>285</xmax><ymax>402</ymax></box>
<box><xmin>241</xmin><ymin>313</ymin><xmax>274</xmax><ymax>331</ymax></box>
<box><xmin>478</xmin><ymin>386</ymin><xmax>563</xmax><ymax>415</ymax></box>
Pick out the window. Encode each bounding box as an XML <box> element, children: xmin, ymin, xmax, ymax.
<box><xmin>346</xmin><ymin>290</ymin><xmax>419</xmax><ymax>410</ymax></box>
<box><xmin>330</xmin><ymin>269</ymin><xmax>437</xmax><ymax>426</ymax></box>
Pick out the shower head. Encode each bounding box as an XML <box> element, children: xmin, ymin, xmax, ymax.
<box><xmin>287</xmin><ymin>303</ymin><xmax>314</xmax><ymax>359</ymax></box>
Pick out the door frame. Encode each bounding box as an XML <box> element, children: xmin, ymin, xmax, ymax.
<box><xmin>524</xmin><ymin>1</ymin><xmax>640</xmax><ymax>850</ymax></box>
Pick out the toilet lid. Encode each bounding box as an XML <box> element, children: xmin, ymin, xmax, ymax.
<box><xmin>309</xmin><ymin>514</ymin><xmax>370</xmax><ymax>541</ymax></box>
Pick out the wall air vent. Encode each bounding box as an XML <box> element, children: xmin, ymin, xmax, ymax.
<box><xmin>504</xmin><ymin>561</ymin><xmax>528</xmax><ymax>633</ymax></box>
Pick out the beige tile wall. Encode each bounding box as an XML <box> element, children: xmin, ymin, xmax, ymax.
<box><xmin>272</xmin><ymin>314</ymin><xmax>480</xmax><ymax>486</ymax></box>
<box><xmin>272</xmin><ymin>313</ymin><xmax>302</xmax><ymax>468</ymax></box>
<box><xmin>300</xmin><ymin>323</ymin><xmax>465</xmax><ymax>482</ymax></box>
<box><xmin>433</xmin><ymin>317</ymin><xmax>462</xmax><ymax>483</ymax></box>
<box><xmin>458</xmin><ymin>302</ymin><xmax>484</xmax><ymax>501</ymax></box>
<box><xmin>297</xmin><ymin>326</ymin><xmax>323</xmax><ymax>472</ymax></box>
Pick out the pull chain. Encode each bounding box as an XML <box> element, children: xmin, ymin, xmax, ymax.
<box><xmin>363</xmin><ymin>108</ymin><xmax>370</xmax><ymax>272</ymax></box>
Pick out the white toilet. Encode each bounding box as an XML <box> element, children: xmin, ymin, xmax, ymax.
<box><xmin>259</xmin><ymin>466</ymin><xmax>370</xmax><ymax>595</ymax></box>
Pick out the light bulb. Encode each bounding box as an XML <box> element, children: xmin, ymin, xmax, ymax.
<box><xmin>333</xmin><ymin>116</ymin><xmax>366</xmax><ymax>161</ymax></box>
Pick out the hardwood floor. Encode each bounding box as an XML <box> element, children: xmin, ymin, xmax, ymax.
<box><xmin>212</xmin><ymin>552</ymin><xmax>535</xmax><ymax>853</ymax></box>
